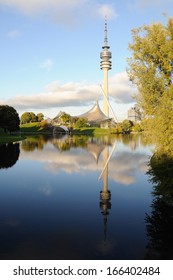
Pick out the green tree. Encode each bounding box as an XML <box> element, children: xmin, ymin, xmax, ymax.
<box><xmin>128</xmin><ymin>18</ymin><xmax>173</xmax><ymax>154</ymax></box>
<box><xmin>60</xmin><ymin>113</ymin><xmax>71</xmax><ymax>125</ymax></box>
<box><xmin>133</xmin><ymin>123</ymin><xmax>143</xmax><ymax>132</ymax></box>
<box><xmin>30</xmin><ymin>112</ymin><xmax>37</xmax><ymax>122</ymax></box>
<box><xmin>70</xmin><ymin>116</ymin><xmax>79</xmax><ymax>127</ymax></box>
<box><xmin>122</xmin><ymin>119</ymin><xmax>133</xmax><ymax>133</ymax></box>
<box><xmin>20</xmin><ymin>112</ymin><xmax>32</xmax><ymax>124</ymax></box>
<box><xmin>37</xmin><ymin>113</ymin><xmax>44</xmax><ymax>122</ymax></box>
<box><xmin>145</xmin><ymin>151</ymin><xmax>173</xmax><ymax>259</ymax></box>
<box><xmin>20</xmin><ymin>112</ymin><xmax>38</xmax><ymax>124</ymax></box>
<box><xmin>75</xmin><ymin>117</ymin><xmax>89</xmax><ymax>128</ymax></box>
<box><xmin>0</xmin><ymin>105</ymin><xmax>20</xmax><ymax>132</ymax></box>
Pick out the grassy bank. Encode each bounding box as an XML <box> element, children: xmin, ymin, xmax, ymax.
<box><xmin>0</xmin><ymin>133</ymin><xmax>25</xmax><ymax>144</ymax></box>
<box><xmin>20</xmin><ymin>123</ymin><xmax>116</xmax><ymax>135</ymax></box>
<box><xmin>20</xmin><ymin>122</ymin><xmax>48</xmax><ymax>133</ymax></box>
<box><xmin>73</xmin><ymin>127</ymin><xmax>116</xmax><ymax>135</ymax></box>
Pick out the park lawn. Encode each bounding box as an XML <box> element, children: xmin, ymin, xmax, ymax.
<box><xmin>20</xmin><ymin>122</ymin><xmax>48</xmax><ymax>133</ymax></box>
<box><xmin>73</xmin><ymin>127</ymin><xmax>116</xmax><ymax>135</ymax></box>
<box><xmin>20</xmin><ymin>123</ymin><xmax>116</xmax><ymax>135</ymax></box>
<box><xmin>0</xmin><ymin>133</ymin><xmax>25</xmax><ymax>144</ymax></box>
<box><xmin>0</xmin><ymin>127</ymin><xmax>24</xmax><ymax>143</ymax></box>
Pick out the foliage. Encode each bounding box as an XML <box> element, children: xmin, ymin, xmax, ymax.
<box><xmin>37</xmin><ymin>113</ymin><xmax>44</xmax><ymax>122</ymax></box>
<box><xmin>20</xmin><ymin>112</ymin><xmax>44</xmax><ymax>124</ymax></box>
<box><xmin>128</xmin><ymin>18</ymin><xmax>173</xmax><ymax>154</ymax></box>
<box><xmin>60</xmin><ymin>113</ymin><xmax>71</xmax><ymax>125</ymax></box>
<box><xmin>148</xmin><ymin>152</ymin><xmax>173</xmax><ymax>201</ymax></box>
<box><xmin>74</xmin><ymin>117</ymin><xmax>89</xmax><ymax>128</ymax></box>
<box><xmin>121</xmin><ymin>119</ymin><xmax>133</xmax><ymax>132</ymax></box>
<box><xmin>21</xmin><ymin>112</ymin><xmax>35</xmax><ymax>124</ymax></box>
<box><xmin>146</xmin><ymin>151</ymin><xmax>173</xmax><ymax>259</ymax></box>
<box><xmin>70</xmin><ymin>116</ymin><xmax>79</xmax><ymax>125</ymax></box>
<box><xmin>114</xmin><ymin>123</ymin><xmax>123</xmax><ymax>134</ymax></box>
<box><xmin>0</xmin><ymin>105</ymin><xmax>20</xmax><ymax>132</ymax></box>
<box><xmin>133</xmin><ymin>123</ymin><xmax>143</xmax><ymax>132</ymax></box>
<box><xmin>39</xmin><ymin>119</ymin><xmax>49</xmax><ymax>129</ymax></box>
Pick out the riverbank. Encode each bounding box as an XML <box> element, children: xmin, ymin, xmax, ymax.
<box><xmin>0</xmin><ymin>133</ymin><xmax>25</xmax><ymax>144</ymax></box>
<box><xmin>73</xmin><ymin>127</ymin><xmax>116</xmax><ymax>135</ymax></box>
<box><xmin>1</xmin><ymin>121</ymin><xmax>130</xmax><ymax>144</ymax></box>
<box><xmin>20</xmin><ymin>123</ymin><xmax>116</xmax><ymax>135</ymax></box>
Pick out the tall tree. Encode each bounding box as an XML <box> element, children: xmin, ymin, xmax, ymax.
<box><xmin>20</xmin><ymin>112</ymin><xmax>38</xmax><ymax>124</ymax></box>
<box><xmin>37</xmin><ymin>113</ymin><xmax>44</xmax><ymax>122</ymax></box>
<box><xmin>20</xmin><ymin>112</ymin><xmax>31</xmax><ymax>124</ymax></box>
<box><xmin>60</xmin><ymin>113</ymin><xmax>71</xmax><ymax>125</ymax></box>
<box><xmin>128</xmin><ymin>18</ymin><xmax>173</xmax><ymax>153</ymax></box>
<box><xmin>0</xmin><ymin>105</ymin><xmax>20</xmax><ymax>132</ymax></box>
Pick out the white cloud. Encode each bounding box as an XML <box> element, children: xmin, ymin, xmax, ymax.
<box><xmin>20</xmin><ymin>142</ymin><xmax>149</xmax><ymax>186</ymax></box>
<box><xmin>109</xmin><ymin>71</ymin><xmax>137</xmax><ymax>103</ymax></box>
<box><xmin>7</xmin><ymin>29</ymin><xmax>22</xmax><ymax>38</ymax></box>
<box><xmin>40</xmin><ymin>58</ymin><xmax>53</xmax><ymax>72</ymax></box>
<box><xmin>97</xmin><ymin>4</ymin><xmax>117</xmax><ymax>20</ymax></box>
<box><xmin>0</xmin><ymin>72</ymin><xmax>136</xmax><ymax>112</ymax></box>
<box><xmin>0</xmin><ymin>0</ymin><xmax>117</xmax><ymax>25</ymax></box>
<box><xmin>109</xmin><ymin>152</ymin><xmax>147</xmax><ymax>185</ymax></box>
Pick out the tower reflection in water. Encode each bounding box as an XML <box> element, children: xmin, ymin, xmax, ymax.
<box><xmin>100</xmin><ymin>146</ymin><xmax>111</xmax><ymax>242</ymax></box>
<box><xmin>99</xmin><ymin>139</ymin><xmax>117</xmax><ymax>247</ymax></box>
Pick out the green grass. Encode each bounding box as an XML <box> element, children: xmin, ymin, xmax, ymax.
<box><xmin>0</xmin><ymin>133</ymin><xmax>25</xmax><ymax>144</ymax></box>
<box><xmin>20</xmin><ymin>123</ymin><xmax>117</xmax><ymax>135</ymax></box>
<box><xmin>0</xmin><ymin>124</ymin><xmax>116</xmax><ymax>143</ymax></box>
<box><xmin>73</xmin><ymin>127</ymin><xmax>116</xmax><ymax>135</ymax></box>
<box><xmin>20</xmin><ymin>122</ymin><xmax>50</xmax><ymax>133</ymax></box>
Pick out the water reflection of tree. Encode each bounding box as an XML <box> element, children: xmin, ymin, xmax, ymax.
<box><xmin>52</xmin><ymin>136</ymin><xmax>89</xmax><ymax>151</ymax></box>
<box><xmin>21</xmin><ymin>135</ymin><xmax>51</xmax><ymax>151</ymax></box>
<box><xmin>145</xmin><ymin>152</ymin><xmax>173</xmax><ymax>259</ymax></box>
<box><xmin>0</xmin><ymin>143</ymin><xmax>20</xmax><ymax>169</ymax></box>
<box><xmin>52</xmin><ymin>135</ymin><xmax>115</xmax><ymax>152</ymax></box>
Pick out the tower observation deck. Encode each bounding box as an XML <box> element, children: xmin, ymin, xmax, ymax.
<box><xmin>100</xmin><ymin>17</ymin><xmax>112</xmax><ymax>117</ymax></box>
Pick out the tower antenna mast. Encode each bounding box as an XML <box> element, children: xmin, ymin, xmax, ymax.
<box><xmin>100</xmin><ymin>16</ymin><xmax>112</xmax><ymax>117</ymax></box>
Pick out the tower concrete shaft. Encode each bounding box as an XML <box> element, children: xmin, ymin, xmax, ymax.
<box><xmin>100</xmin><ymin>17</ymin><xmax>112</xmax><ymax>117</ymax></box>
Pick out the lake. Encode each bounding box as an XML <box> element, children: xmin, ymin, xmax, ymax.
<box><xmin>0</xmin><ymin>134</ymin><xmax>162</xmax><ymax>259</ymax></box>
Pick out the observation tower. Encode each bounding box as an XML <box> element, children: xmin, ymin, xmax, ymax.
<box><xmin>100</xmin><ymin>17</ymin><xmax>112</xmax><ymax>117</ymax></box>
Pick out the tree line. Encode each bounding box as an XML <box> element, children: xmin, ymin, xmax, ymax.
<box><xmin>0</xmin><ymin>106</ymin><xmax>45</xmax><ymax>133</ymax></box>
<box><xmin>20</xmin><ymin>112</ymin><xmax>44</xmax><ymax>124</ymax></box>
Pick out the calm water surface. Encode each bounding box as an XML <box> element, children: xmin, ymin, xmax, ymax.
<box><xmin>0</xmin><ymin>134</ymin><xmax>155</xmax><ymax>259</ymax></box>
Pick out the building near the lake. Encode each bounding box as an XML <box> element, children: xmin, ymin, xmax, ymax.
<box><xmin>128</xmin><ymin>104</ymin><xmax>141</xmax><ymax>122</ymax></box>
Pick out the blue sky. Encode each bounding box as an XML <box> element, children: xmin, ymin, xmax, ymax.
<box><xmin>0</xmin><ymin>0</ymin><xmax>173</xmax><ymax>120</ymax></box>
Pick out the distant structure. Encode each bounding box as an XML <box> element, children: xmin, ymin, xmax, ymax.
<box><xmin>78</xmin><ymin>100</ymin><xmax>112</xmax><ymax>127</ymax></box>
<box><xmin>100</xmin><ymin>17</ymin><xmax>112</xmax><ymax>117</ymax></box>
<box><xmin>128</xmin><ymin>104</ymin><xmax>141</xmax><ymax>122</ymax></box>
